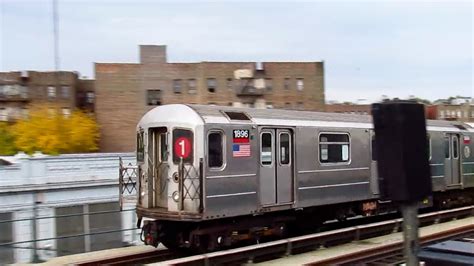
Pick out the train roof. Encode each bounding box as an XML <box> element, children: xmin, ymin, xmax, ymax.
<box><xmin>139</xmin><ymin>104</ymin><xmax>473</xmax><ymax>132</ymax></box>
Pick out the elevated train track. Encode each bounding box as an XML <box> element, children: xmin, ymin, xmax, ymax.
<box><xmin>71</xmin><ymin>205</ymin><xmax>473</xmax><ymax>265</ymax></box>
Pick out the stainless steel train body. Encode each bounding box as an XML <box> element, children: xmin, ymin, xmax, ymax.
<box><xmin>134</xmin><ymin>104</ymin><xmax>474</xmax><ymax>249</ymax></box>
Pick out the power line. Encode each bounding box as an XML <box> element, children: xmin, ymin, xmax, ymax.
<box><xmin>52</xmin><ymin>0</ymin><xmax>60</xmax><ymax>72</ymax></box>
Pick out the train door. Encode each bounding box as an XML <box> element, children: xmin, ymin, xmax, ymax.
<box><xmin>148</xmin><ymin>127</ymin><xmax>169</xmax><ymax>208</ymax></box>
<box><xmin>369</xmin><ymin>130</ymin><xmax>380</xmax><ymax>195</ymax></box>
<box><xmin>259</xmin><ymin>128</ymin><xmax>294</xmax><ymax>206</ymax></box>
<box><xmin>445</xmin><ymin>133</ymin><xmax>461</xmax><ymax>186</ymax></box>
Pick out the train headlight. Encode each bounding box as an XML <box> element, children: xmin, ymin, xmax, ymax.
<box><xmin>172</xmin><ymin>191</ymin><xmax>180</xmax><ymax>202</ymax></box>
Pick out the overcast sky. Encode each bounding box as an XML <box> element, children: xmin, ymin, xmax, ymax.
<box><xmin>0</xmin><ymin>0</ymin><xmax>472</xmax><ymax>103</ymax></box>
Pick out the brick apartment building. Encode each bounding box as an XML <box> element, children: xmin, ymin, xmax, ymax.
<box><xmin>325</xmin><ymin>103</ymin><xmax>371</xmax><ymax>115</ymax></box>
<box><xmin>96</xmin><ymin>45</ymin><xmax>325</xmax><ymax>152</ymax></box>
<box><xmin>426</xmin><ymin>100</ymin><xmax>474</xmax><ymax>122</ymax></box>
<box><xmin>0</xmin><ymin>71</ymin><xmax>94</xmax><ymax>121</ymax></box>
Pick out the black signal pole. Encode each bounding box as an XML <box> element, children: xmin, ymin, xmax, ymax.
<box><xmin>372</xmin><ymin>101</ymin><xmax>432</xmax><ymax>266</ymax></box>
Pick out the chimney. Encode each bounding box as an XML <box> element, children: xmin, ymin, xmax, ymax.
<box><xmin>140</xmin><ymin>45</ymin><xmax>167</xmax><ymax>64</ymax></box>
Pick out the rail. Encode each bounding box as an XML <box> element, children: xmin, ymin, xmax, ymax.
<box><xmin>75</xmin><ymin>249</ymin><xmax>177</xmax><ymax>266</ymax></box>
<box><xmin>155</xmin><ymin>205</ymin><xmax>474</xmax><ymax>265</ymax></box>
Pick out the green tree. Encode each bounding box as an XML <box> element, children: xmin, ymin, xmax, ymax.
<box><xmin>0</xmin><ymin>122</ymin><xmax>16</xmax><ymax>155</ymax></box>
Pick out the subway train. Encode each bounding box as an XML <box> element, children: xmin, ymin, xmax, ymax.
<box><xmin>133</xmin><ymin>104</ymin><xmax>474</xmax><ymax>251</ymax></box>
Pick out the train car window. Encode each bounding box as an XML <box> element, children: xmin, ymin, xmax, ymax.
<box><xmin>280</xmin><ymin>133</ymin><xmax>290</xmax><ymax>165</ymax></box>
<box><xmin>137</xmin><ymin>131</ymin><xmax>144</xmax><ymax>162</ymax></box>
<box><xmin>444</xmin><ymin>136</ymin><xmax>450</xmax><ymax>158</ymax></box>
<box><xmin>319</xmin><ymin>133</ymin><xmax>350</xmax><ymax>163</ymax></box>
<box><xmin>452</xmin><ymin>136</ymin><xmax>459</xmax><ymax>159</ymax></box>
<box><xmin>261</xmin><ymin>133</ymin><xmax>273</xmax><ymax>165</ymax></box>
<box><xmin>160</xmin><ymin>133</ymin><xmax>168</xmax><ymax>161</ymax></box>
<box><xmin>208</xmin><ymin>132</ymin><xmax>224</xmax><ymax>168</ymax></box>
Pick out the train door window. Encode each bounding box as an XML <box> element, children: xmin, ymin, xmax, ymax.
<box><xmin>208</xmin><ymin>131</ymin><xmax>224</xmax><ymax>168</ymax></box>
<box><xmin>261</xmin><ymin>132</ymin><xmax>273</xmax><ymax>165</ymax></box>
<box><xmin>427</xmin><ymin>134</ymin><xmax>432</xmax><ymax>160</ymax></box>
<box><xmin>159</xmin><ymin>133</ymin><xmax>168</xmax><ymax>161</ymax></box>
<box><xmin>280</xmin><ymin>133</ymin><xmax>290</xmax><ymax>165</ymax></box>
<box><xmin>452</xmin><ymin>136</ymin><xmax>459</xmax><ymax>159</ymax></box>
<box><xmin>319</xmin><ymin>133</ymin><xmax>350</xmax><ymax>163</ymax></box>
<box><xmin>371</xmin><ymin>135</ymin><xmax>377</xmax><ymax>161</ymax></box>
<box><xmin>444</xmin><ymin>136</ymin><xmax>450</xmax><ymax>158</ymax></box>
<box><xmin>137</xmin><ymin>130</ymin><xmax>144</xmax><ymax>162</ymax></box>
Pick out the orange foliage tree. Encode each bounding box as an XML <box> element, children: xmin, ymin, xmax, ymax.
<box><xmin>11</xmin><ymin>106</ymin><xmax>99</xmax><ymax>154</ymax></box>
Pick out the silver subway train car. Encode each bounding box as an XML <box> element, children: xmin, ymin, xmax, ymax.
<box><xmin>134</xmin><ymin>104</ymin><xmax>474</xmax><ymax>251</ymax></box>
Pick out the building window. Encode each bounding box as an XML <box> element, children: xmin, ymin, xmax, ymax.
<box><xmin>284</xmin><ymin>78</ymin><xmax>291</xmax><ymax>90</ymax></box>
<box><xmin>20</xmin><ymin>86</ymin><xmax>28</xmax><ymax>98</ymax></box>
<box><xmin>147</xmin><ymin>90</ymin><xmax>162</xmax><ymax>106</ymax></box>
<box><xmin>47</xmin><ymin>86</ymin><xmax>56</xmax><ymax>98</ymax></box>
<box><xmin>88</xmin><ymin>203</ymin><xmax>122</xmax><ymax>251</ymax></box>
<box><xmin>61</xmin><ymin>86</ymin><xmax>70</xmax><ymax>98</ymax></box>
<box><xmin>265</xmin><ymin>78</ymin><xmax>272</xmax><ymax>92</ymax></box>
<box><xmin>471</xmin><ymin>110</ymin><xmax>474</xmax><ymax>118</ymax></box>
<box><xmin>86</xmin><ymin>92</ymin><xmax>95</xmax><ymax>104</ymax></box>
<box><xmin>296</xmin><ymin>78</ymin><xmax>304</xmax><ymax>91</ymax></box>
<box><xmin>226</xmin><ymin>78</ymin><xmax>233</xmax><ymax>90</ymax></box>
<box><xmin>439</xmin><ymin>110</ymin><xmax>445</xmax><ymax>119</ymax></box>
<box><xmin>319</xmin><ymin>133</ymin><xmax>350</xmax><ymax>163</ymax></box>
<box><xmin>207</xmin><ymin>78</ymin><xmax>217</xmax><ymax>93</ymax></box>
<box><xmin>21</xmin><ymin>108</ymin><xmax>28</xmax><ymax>119</ymax></box>
<box><xmin>0</xmin><ymin>212</ymin><xmax>14</xmax><ymax>264</ymax></box>
<box><xmin>56</xmin><ymin>205</ymin><xmax>85</xmax><ymax>256</ymax></box>
<box><xmin>173</xmin><ymin>79</ymin><xmax>182</xmax><ymax>94</ymax></box>
<box><xmin>457</xmin><ymin>110</ymin><xmax>461</xmax><ymax>118</ymax></box>
<box><xmin>0</xmin><ymin>108</ymin><xmax>7</xmax><ymax>121</ymax></box>
<box><xmin>188</xmin><ymin>79</ymin><xmax>197</xmax><ymax>94</ymax></box>
<box><xmin>297</xmin><ymin>102</ymin><xmax>304</xmax><ymax>110</ymax></box>
<box><xmin>208</xmin><ymin>131</ymin><xmax>224</xmax><ymax>168</ymax></box>
<box><xmin>62</xmin><ymin>107</ymin><xmax>71</xmax><ymax>117</ymax></box>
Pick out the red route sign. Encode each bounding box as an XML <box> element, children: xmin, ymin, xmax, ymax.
<box><xmin>174</xmin><ymin>137</ymin><xmax>192</xmax><ymax>159</ymax></box>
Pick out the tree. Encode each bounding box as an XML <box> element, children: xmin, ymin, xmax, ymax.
<box><xmin>0</xmin><ymin>122</ymin><xmax>16</xmax><ymax>155</ymax></box>
<box><xmin>11</xmin><ymin>106</ymin><xmax>99</xmax><ymax>154</ymax></box>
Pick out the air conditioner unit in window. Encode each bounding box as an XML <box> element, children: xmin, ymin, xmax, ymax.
<box><xmin>234</xmin><ymin>69</ymin><xmax>253</xmax><ymax>80</ymax></box>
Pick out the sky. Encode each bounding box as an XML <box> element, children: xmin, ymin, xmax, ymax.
<box><xmin>0</xmin><ymin>0</ymin><xmax>472</xmax><ymax>103</ymax></box>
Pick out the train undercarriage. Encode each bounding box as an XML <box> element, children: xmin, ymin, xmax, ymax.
<box><xmin>140</xmin><ymin>187</ymin><xmax>474</xmax><ymax>252</ymax></box>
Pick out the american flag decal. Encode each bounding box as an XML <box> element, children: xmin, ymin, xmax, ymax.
<box><xmin>233</xmin><ymin>144</ymin><xmax>251</xmax><ymax>157</ymax></box>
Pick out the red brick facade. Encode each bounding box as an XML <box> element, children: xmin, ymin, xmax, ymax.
<box><xmin>95</xmin><ymin>45</ymin><xmax>325</xmax><ymax>152</ymax></box>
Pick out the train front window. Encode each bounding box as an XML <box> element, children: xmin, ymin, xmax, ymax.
<box><xmin>261</xmin><ymin>133</ymin><xmax>273</xmax><ymax>165</ymax></box>
<box><xmin>208</xmin><ymin>132</ymin><xmax>223</xmax><ymax>168</ymax></box>
<box><xmin>319</xmin><ymin>133</ymin><xmax>350</xmax><ymax>163</ymax></box>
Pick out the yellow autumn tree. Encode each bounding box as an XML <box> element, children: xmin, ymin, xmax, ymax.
<box><xmin>11</xmin><ymin>106</ymin><xmax>99</xmax><ymax>154</ymax></box>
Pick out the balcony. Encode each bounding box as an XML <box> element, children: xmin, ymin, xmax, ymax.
<box><xmin>0</xmin><ymin>93</ymin><xmax>29</xmax><ymax>102</ymax></box>
<box><xmin>236</xmin><ymin>85</ymin><xmax>265</xmax><ymax>97</ymax></box>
